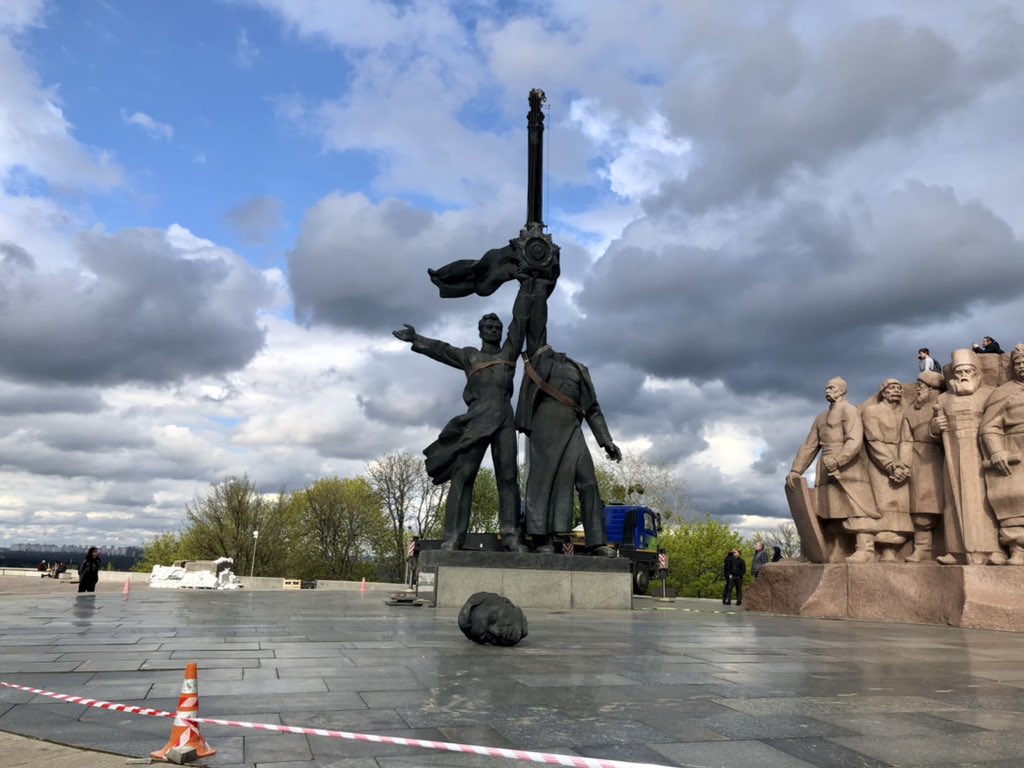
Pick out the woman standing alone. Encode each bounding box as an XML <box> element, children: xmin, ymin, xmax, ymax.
<box><xmin>77</xmin><ymin>547</ymin><xmax>101</xmax><ymax>593</ymax></box>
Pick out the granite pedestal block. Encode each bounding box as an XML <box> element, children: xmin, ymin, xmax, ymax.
<box><xmin>419</xmin><ymin>550</ymin><xmax>632</xmax><ymax>609</ymax></box>
<box><xmin>744</xmin><ymin>562</ymin><xmax>1024</xmax><ymax>631</ymax></box>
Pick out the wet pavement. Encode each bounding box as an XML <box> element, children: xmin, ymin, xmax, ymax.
<box><xmin>0</xmin><ymin>574</ymin><xmax>1023</xmax><ymax>767</ymax></box>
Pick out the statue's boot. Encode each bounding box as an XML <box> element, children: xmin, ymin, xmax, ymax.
<box><xmin>879</xmin><ymin>547</ymin><xmax>898</xmax><ymax>562</ymax></box>
<box><xmin>937</xmin><ymin>554</ymin><xmax>959</xmax><ymax>565</ymax></box>
<box><xmin>967</xmin><ymin>552</ymin><xmax>989</xmax><ymax>565</ymax></box>
<box><xmin>905</xmin><ymin>531</ymin><xmax>933</xmax><ymax>563</ymax></box>
<box><xmin>1008</xmin><ymin>545</ymin><xmax>1024</xmax><ymax>566</ymax></box>
<box><xmin>846</xmin><ymin>534</ymin><xmax>876</xmax><ymax>563</ymax></box>
<box><xmin>875</xmin><ymin>531</ymin><xmax>906</xmax><ymax>545</ymax></box>
<box><xmin>533</xmin><ymin>536</ymin><xmax>555</xmax><ymax>554</ymax></box>
<box><xmin>988</xmin><ymin>551</ymin><xmax>1008</xmax><ymax>566</ymax></box>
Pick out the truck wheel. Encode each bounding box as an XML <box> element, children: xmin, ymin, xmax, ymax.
<box><xmin>633</xmin><ymin>568</ymin><xmax>650</xmax><ymax>595</ymax></box>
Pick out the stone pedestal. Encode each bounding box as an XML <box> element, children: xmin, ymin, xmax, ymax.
<box><xmin>418</xmin><ymin>550</ymin><xmax>631</xmax><ymax>609</ymax></box>
<box><xmin>744</xmin><ymin>562</ymin><xmax>1024</xmax><ymax>631</ymax></box>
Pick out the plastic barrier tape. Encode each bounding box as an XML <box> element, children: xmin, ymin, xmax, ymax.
<box><xmin>0</xmin><ymin>681</ymin><xmax>673</xmax><ymax>768</ymax></box>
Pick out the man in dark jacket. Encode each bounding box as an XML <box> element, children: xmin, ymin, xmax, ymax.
<box><xmin>722</xmin><ymin>548</ymin><xmax>746</xmax><ymax>605</ymax></box>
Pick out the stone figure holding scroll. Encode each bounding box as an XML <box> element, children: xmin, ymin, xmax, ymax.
<box><xmin>900</xmin><ymin>370</ymin><xmax>947</xmax><ymax>562</ymax></box>
<box><xmin>787</xmin><ymin>377</ymin><xmax>878</xmax><ymax>562</ymax></box>
<box><xmin>931</xmin><ymin>349</ymin><xmax>1002</xmax><ymax>565</ymax></box>
<box><xmin>861</xmin><ymin>379</ymin><xmax>914</xmax><ymax>561</ymax></box>
<box><xmin>516</xmin><ymin>277</ymin><xmax>621</xmax><ymax>555</ymax></box>
<box><xmin>980</xmin><ymin>343</ymin><xmax>1024</xmax><ymax>566</ymax></box>
<box><xmin>393</xmin><ymin>279</ymin><xmax>534</xmax><ymax>552</ymax></box>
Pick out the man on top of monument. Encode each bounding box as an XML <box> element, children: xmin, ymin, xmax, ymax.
<box><xmin>515</xmin><ymin>277</ymin><xmax>622</xmax><ymax>555</ymax></box>
<box><xmin>393</xmin><ymin>275</ymin><xmax>536</xmax><ymax>553</ymax></box>
<box><xmin>980</xmin><ymin>343</ymin><xmax>1024</xmax><ymax>566</ymax></box>
<box><xmin>787</xmin><ymin>377</ymin><xmax>879</xmax><ymax>562</ymax></box>
<box><xmin>861</xmin><ymin>379</ymin><xmax>914</xmax><ymax>561</ymax></box>
<box><xmin>931</xmin><ymin>348</ymin><xmax>1002</xmax><ymax>565</ymax></box>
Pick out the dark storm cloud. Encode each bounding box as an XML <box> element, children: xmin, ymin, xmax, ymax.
<box><xmin>224</xmin><ymin>195</ymin><xmax>286</xmax><ymax>244</ymax></box>
<box><xmin>0</xmin><ymin>228</ymin><xmax>272</xmax><ymax>385</ymax></box>
<box><xmin>654</xmin><ymin>15</ymin><xmax>1024</xmax><ymax>212</ymax></box>
<box><xmin>568</xmin><ymin>183</ymin><xmax>1024</xmax><ymax>402</ymax></box>
<box><xmin>0</xmin><ymin>240</ymin><xmax>35</xmax><ymax>270</ymax></box>
<box><xmin>0</xmin><ymin>384</ymin><xmax>103</xmax><ymax>415</ymax></box>
<box><xmin>287</xmin><ymin>192</ymin><xmax>528</xmax><ymax>332</ymax></box>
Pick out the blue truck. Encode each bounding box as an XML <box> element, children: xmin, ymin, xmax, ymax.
<box><xmin>568</xmin><ymin>504</ymin><xmax>664</xmax><ymax>594</ymax></box>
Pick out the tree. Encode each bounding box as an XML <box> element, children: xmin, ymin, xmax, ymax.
<box><xmin>594</xmin><ymin>449</ymin><xmax>685</xmax><ymax>521</ymax></box>
<box><xmin>469</xmin><ymin>466</ymin><xmax>499</xmax><ymax>533</ymax></box>
<box><xmin>659</xmin><ymin>515</ymin><xmax>745</xmax><ymax>598</ymax></box>
<box><xmin>367</xmin><ymin>451</ymin><xmax>441</xmax><ymax>581</ymax></box>
<box><xmin>183</xmin><ymin>476</ymin><xmax>291</xmax><ymax>577</ymax></box>
<box><xmin>287</xmin><ymin>477</ymin><xmax>389</xmax><ymax>580</ymax></box>
<box><xmin>766</xmin><ymin>521</ymin><xmax>801</xmax><ymax>558</ymax></box>
<box><xmin>132</xmin><ymin>532</ymin><xmax>195</xmax><ymax>573</ymax></box>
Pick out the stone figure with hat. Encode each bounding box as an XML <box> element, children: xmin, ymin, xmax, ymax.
<box><xmin>931</xmin><ymin>348</ymin><xmax>1002</xmax><ymax>565</ymax></box>
<box><xmin>861</xmin><ymin>378</ymin><xmax>914</xmax><ymax>561</ymax></box>
<box><xmin>900</xmin><ymin>369</ymin><xmax>948</xmax><ymax>562</ymax></box>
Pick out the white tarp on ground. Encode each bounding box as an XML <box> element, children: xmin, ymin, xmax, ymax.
<box><xmin>149</xmin><ymin>557</ymin><xmax>241</xmax><ymax>589</ymax></box>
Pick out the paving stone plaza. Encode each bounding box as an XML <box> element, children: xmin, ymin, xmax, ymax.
<box><xmin>1</xmin><ymin>575</ymin><xmax>1023</xmax><ymax>768</ymax></box>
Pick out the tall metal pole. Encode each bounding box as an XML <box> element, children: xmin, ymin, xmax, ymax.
<box><xmin>250</xmin><ymin>529</ymin><xmax>259</xmax><ymax>579</ymax></box>
<box><xmin>526</xmin><ymin>88</ymin><xmax>546</xmax><ymax>227</ymax></box>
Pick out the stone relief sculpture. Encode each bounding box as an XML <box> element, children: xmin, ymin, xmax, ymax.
<box><xmin>931</xmin><ymin>349</ymin><xmax>1002</xmax><ymax>565</ymax></box>
<box><xmin>979</xmin><ymin>344</ymin><xmax>1024</xmax><ymax>565</ymax></box>
<box><xmin>787</xmin><ymin>345</ymin><xmax>1024</xmax><ymax>567</ymax></box>
<box><xmin>900</xmin><ymin>370</ymin><xmax>947</xmax><ymax>562</ymax></box>
<box><xmin>860</xmin><ymin>379</ymin><xmax>914</xmax><ymax>561</ymax></box>
<box><xmin>786</xmin><ymin>377</ymin><xmax>878</xmax><ymax>562</ymax></box>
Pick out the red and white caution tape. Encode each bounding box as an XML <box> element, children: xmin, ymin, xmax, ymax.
<box><xmin>1</xmin><ymin>681</ymin><xmax>673</xmax><ymax>768</ymax></box>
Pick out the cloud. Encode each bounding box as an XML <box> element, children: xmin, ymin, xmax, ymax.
<box><xmin>224</xmin><ymin>195</ymin><xmax>285</xmax><ymax>244</ymax></box>
<box><xmin>0</xmin><ymin>37</ymin><xmax>121</xmax><ymax>189</ymax></box>
<box><xmin>120</xmin><ymin>109</ymin><xmax>174</xmax><ymax>141</ymax></box>
<box><xmin>0</xmin><ymin>225</ymin><xmax>273</xmax><ymax>385</ymax></box>
<box><xmin>235</xmin><ymin>28</ymin><xmax>259</xmax><ymax>68</ymax></box>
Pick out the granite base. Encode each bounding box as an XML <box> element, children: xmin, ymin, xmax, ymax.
<box><xmin>744</xmin><ymin>562</ymin><xmax>1024</xmax><ymax>631</ymax></box>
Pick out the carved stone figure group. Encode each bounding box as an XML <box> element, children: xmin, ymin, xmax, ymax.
<box><xmin>787</xmin><ymin>345</ymin><xmax>1024</xmax><ymax>566</ymax></box>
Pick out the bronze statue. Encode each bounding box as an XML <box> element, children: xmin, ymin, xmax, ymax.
<box><xmin>516</xmin><ymin>278</ymin><xmax>621</xmax><ymax>554</ymax></box>
<box><xmin>393</xmin><ymin>278</ymin><xmax>533</xmax><ymax>552</ymax></box>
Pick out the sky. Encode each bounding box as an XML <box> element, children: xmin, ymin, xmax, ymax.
<box><xmin>2</xmin><ymin>0</ymin><xmax>1023</xmax><ymax>547</ymax></box>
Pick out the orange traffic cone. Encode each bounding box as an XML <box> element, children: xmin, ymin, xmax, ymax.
<box><xmin>360</xmin><ymin>577</ymin><xmax>367</xmax><ymax>593</ymax></box>
<box><xmin>151</xmin><ymin>662</ymin><xmax>216</xmax><ymax>761</ymax></box>
<box><xmin>122</xmin><ymin>576</ymin><xmax>131</xmax><ymax>598</ymax></box>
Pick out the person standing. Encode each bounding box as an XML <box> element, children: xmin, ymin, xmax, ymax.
<box><xmin>722</xmin><ymin>548</ymin><xmax>746</xmax><ymax>605</ymax></box>
<box><xmin>918</xmin><ymin>348</ymin><xmax>941</xmax><ymax>373</ymax></box>
<box><xmin>752</xmin><ymin>541</ymin><xmax>769</xmax><ymax>577</ymax></box>
<box><xmin>77</xmin><ymin>547</ymin><xmax>101</xmax><ymax>593</ymax></box>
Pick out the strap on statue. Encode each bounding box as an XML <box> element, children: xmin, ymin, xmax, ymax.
<box><xmin>468</xmin><ymin>359</ymin><xmax>514</xmax><ymax>378</ymax></box>
<box><xmin>522</xmin><ymin>351</ymin><xmax>585</xmax><ymax>417</ymax></box>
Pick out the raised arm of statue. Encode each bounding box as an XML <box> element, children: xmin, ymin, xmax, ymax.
<box><xmin>393</xmin><ymin>324</ymin><xmax>467</xmax><ymax>371</ymax></box>
<box><xmin>502</xmin><ymin>276</ymin><xmax>535</xmax><ymax>360</ymax></box>
<box><xmin>524</xmin><ymin>276</ymin><xmax>554</xmax><ymax>358</ymax></box>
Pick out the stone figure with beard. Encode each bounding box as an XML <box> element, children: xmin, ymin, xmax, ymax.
<box><xmin>979</xmin><ymin>343</ymin><xmax>1024</xmax><ymax>565</ymax></box>
<box><xmin>931</xmin><ymin>349</ymin><xmax>1002</xmax><ymax>565</ymax></box>
<box><xmin>861</xmin><ymin>379</ymin><xmax>914</xmax><ymax>561</ymax></box>
<box><xmin>900</xmin><ymin>370</ymin><xmax>947</xmax><ymax>562</ymax></box>
<box><xmin>787</xmin><ymin>377</ymin><xmax>878</xmax><ymax>562</ymax></box>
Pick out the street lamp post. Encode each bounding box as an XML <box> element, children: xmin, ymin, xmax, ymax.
<box><xmin>250</xmin><ymin>529</ymin><xmax>259</xmax><ymax>580</ymax></box>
